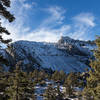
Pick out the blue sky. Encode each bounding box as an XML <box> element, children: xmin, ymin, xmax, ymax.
<box><xmin>2</xmin><ymin>0</ymin><xmax>100</xmax><ymax>42</ymax></box>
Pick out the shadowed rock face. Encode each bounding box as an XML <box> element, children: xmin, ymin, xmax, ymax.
<box><xmin>0</xmin><ymin>36</ymin><xmax>96</xmax><ymax>73</ymax></box>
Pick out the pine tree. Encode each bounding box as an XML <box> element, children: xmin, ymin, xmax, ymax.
<box><xmin>44</xmin><ymin>84</ymin><xmax>64</xmax><ymax>100</ymax></box>
<box><xmin>0</xmin><ymin>0</ymin><xmax>15</xmax><ymax>65</ymax></box>
<box><xmin>52</xmin><ymin>70</ymin><xmax>66</xmax><ymax>83</ymax></box>
<box><xmin>31</xmin><ymin>69</ymin><xmax>39</xmax><ymax>84</ymax></box>
<box><xmin>56</xmin><ymin>84</ymin><xmax>64</xmax><ymax>100</ymax></box>
<box><xmin>64</xmin><ymin>72</ymin><xmax>78</xmax><ymax>97</ymax></box>
<box><xmin>0</xmin><ymin>71</ymin><xmax>10</xmax><ymax>99</ymax></box>
<box><xmin>64</xmin><ymin>81</ymin><xmax>73</xmax><ymax>97</ymax></box>
<box><xmin>59</xmin><ymin>70</ymin><xmax>66</xmax><ymax>82</ymax></box>
<box><xmin>0</xmin><ymin>0</ymin><xmax>15</xmax><ymax>44</ymax></box>
<box><xmin>83</xmin><ymin>36</ymin><xmax>100</xmax><ymax>100</ymax></box>
<box><xmin>6</xmin><ymin>62</ymin><xmax>35</xmax><ymax>100</ymax></box>
<box><xmin>44</xmin><ymin>84</ymin><xmax>57</xmax><ymax>100</ymax></box>
<box><xmin>39</xmin><ymin>70</ymin><xmax>48</xmax><ymax>80</ymax></box>
<box><xmin>52</xmin><ymin>70</ymin><xmax>60</xmax><ymax>81</ymax></box>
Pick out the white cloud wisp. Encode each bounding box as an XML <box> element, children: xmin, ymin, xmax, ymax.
<box><xmin>1</xmin><ymin>1</ymin><xmax>96</xmax><ymax>43</ymax></box>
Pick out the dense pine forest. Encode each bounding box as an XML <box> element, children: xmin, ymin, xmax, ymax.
<box><xmin>0</xmin><ymin>0</ymin><xmax>100</xmax><ymax>100</ymax></box>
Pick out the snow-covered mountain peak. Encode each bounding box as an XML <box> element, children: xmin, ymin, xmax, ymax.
<box><xmin>57</xmin><ymin>36</ymin><xmax>96</xmax><ymax>53</ymax></box>
<box><xmin>0</xmin><ymin>36</ymin><xmax>96</xmax><ymax>73</ymax></box>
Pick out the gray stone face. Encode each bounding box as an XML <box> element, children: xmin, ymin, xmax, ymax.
<box><xmin>0</xmin><ymin>37</ymin><xmax>96</xmax><ymax>73</ymax></box>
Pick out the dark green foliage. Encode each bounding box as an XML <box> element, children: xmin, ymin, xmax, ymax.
<box><xmin>39</xmin><ymin>70</ymin><xmax>49</xmax><ymax>80</ymax></box>
<box><xmin>0</xmin><ymin>72</ymin><xmax>10</xmax><ymax>99</ymax></box>
<box><xmin>30</xmin><ymin>69</ymin><xmax>50</xmax><ymax>85</ymax></box>
<box><xmin>44</xmin><ymin>84</ymin><xmax>57</xmax><ymax>100</ymax></box>
<box><xmin>52</xmin><ymin>70</ymin><xmax>66</xmax><ymax>82</ymax></box>
<box><xmin>6</xmin><ymin>62</ymin><xmax>35</xmax><ymax>100</ymax></box>
<box><xmin>83</xmin><ymin>36</ymin><xmax>100</xmax><ymax>100</ymax></box>
<box><xmin>31</xmin><ymin>69</ymin><xmax>39</xmax><ymax>80</ymax></box>
<box><xmin>52</xmin><ymin>70</ymin><xmax>60</xmax><ymax>81</ymax></box>
<box><xmin>59</xmin><ymin>70</ymin><xmax>66</xmax><ymax>82</ymax></box>
<box><xmin>0</xmin><ymin>0</ymin><xmax>15</xmax><ymax>44</ymax></box>
<box><xmin>44</xmin><ymin>84</ymin><xmax>64</xmax><ymax>100</ymax></box>
<box><xmin>56</xmin><ymin>84</ymin><xmax>64</xmax><ymax>100</ymax></box>
<box><xmin>64</xmin><ymin>72</ymin><xmax>78</xmax><ymax>97</ymax></box>
<box><xmin>0</xmin><ymin>0</ymin><xmax>15</xmax><ymax>66</ymax></box>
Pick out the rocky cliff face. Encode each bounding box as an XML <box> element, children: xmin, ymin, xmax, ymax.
<box><xmin>0</xmin><ymin>36</ymin><xmax>96</xmax><ymax>73</ymax></box>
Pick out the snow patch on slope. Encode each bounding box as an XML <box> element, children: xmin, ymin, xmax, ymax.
<box><xmin>8</xmin><ymin>38</ymin><xmax>93</xmax><ymax>73</ymax></box>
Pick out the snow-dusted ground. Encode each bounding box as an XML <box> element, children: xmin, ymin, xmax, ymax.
<box><xmin>34</xmin><ymin>85</ymin><xmax>45</xmax><ymax>100</ymax></box>
<box><xmin>34</xmin><ymin>80</ymin><xmax>82</xmax><ymax>100</ymax></box>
